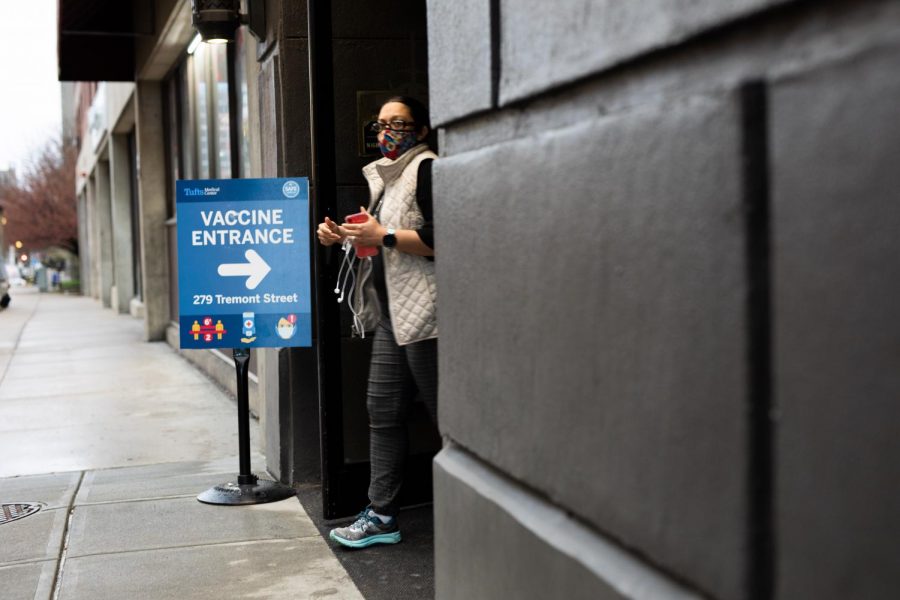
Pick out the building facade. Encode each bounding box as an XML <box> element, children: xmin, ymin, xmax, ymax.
<box><xmin>59</xmin><ymin>0</ymin><xmax>899</xmax><ymax>598</ymax></box>
<box><xmin>60</xmin><ymin>0</ymin><xmax>438</xmax><ymax>511</ymax></box>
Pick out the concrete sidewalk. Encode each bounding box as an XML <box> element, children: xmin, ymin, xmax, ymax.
<box><xmin>0</xmin><ymin>287</ymin><xmax>362</xmax><ymax>600</ymax></box>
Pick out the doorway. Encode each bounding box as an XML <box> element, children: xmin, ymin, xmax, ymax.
<box><xmin>309</xmin><ymin>0</ymin><xmax>439</xmax><ymax>520</ymax></box>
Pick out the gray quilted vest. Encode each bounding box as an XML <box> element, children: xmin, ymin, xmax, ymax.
<box><xmin>353</xmin><ymin>144</ymin><xmax>439</xmax><ymax>346</ymax></box>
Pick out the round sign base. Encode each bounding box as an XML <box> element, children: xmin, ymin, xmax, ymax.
<box><xmin>197</xmin><ymin>478</ymin><xmax>295</xmax><ymax>505</ymax></box>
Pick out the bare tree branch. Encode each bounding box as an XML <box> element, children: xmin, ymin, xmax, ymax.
<box><xmin>0</xmin><ymin>137</ymin><xmax>79</xmax><ymax>255</ymax></box>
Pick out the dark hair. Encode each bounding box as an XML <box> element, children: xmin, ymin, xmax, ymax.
<box><xmin>383</xmin><ymin>95</ymin><xmax>430</xmax><ymax>131</ymax></box>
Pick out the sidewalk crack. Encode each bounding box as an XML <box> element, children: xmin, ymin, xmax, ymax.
<box><xmin>50</xmin><ymin>470</ymin><xmax>84</xmax><ymax>600</ymax></box>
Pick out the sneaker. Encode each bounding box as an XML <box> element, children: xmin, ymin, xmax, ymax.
<box><xmin>329</xmin><ymin>509</ymin><xmax>402</xmax><ymax>548</ymax></box>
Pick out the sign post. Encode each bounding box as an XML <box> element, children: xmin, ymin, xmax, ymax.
<box><xmin>176</xmin><ymin>177</ymin><xmax>311</xmax><ymax>505</ymax></box>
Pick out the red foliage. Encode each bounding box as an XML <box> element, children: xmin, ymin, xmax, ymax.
<box><xmin>0</xmin><ymin>138</ymin><xmax>78</xmax><ymax>254</ymax></box>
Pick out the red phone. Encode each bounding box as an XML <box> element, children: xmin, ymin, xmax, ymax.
<box><xmin>346</xmin><ymin>212</ymin><xmax>379</xmax><ymax>257</ymax></box>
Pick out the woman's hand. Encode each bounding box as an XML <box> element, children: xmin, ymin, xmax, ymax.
<box><xmin>342</xmin><ymin>207</ymin><xmax>387</xmax><ymax>248</ymax></box>
<box><xmin>316</xmin><ymin>216</ymin><xmax>346</xmax><ymax>246</ymax></box>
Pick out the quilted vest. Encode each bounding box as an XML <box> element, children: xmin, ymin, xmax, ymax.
<box><xmin>355</xmin><ymin>144</ymin><xmax>439</xmax><ymax>346</ymax></box>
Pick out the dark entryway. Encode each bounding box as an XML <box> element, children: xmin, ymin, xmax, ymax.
<box><xmin>308</xmin><ymin>1</ymin><xmax>439</xmax><ymax>521</ymax></box>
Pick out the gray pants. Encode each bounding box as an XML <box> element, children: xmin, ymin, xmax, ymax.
<box><xmin>367</xmin><ymin>320</ymin><xmax>438</xmax><ymax>516</ymax></box>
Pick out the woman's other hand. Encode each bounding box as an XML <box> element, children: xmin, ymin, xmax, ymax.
<box><xmin>342</xmin><ymin>207</ymin><xmax>386</xmax><ymax>248</ymax></box>
<box><xmin>317</xmin><ymin>216</ymin><xmax>345</xmax><ymax>246</ymax></box>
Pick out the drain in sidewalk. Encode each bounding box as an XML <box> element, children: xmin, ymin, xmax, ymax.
<box><xmin>1</xmin><ymin>503</ymin><xmax>42</xmax><ymax>525</ymax></box>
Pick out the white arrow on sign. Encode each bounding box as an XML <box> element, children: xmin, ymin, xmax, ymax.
<box><xmin>218</xmin><ymin>249</ymin><xmax>272</xmax><ymax>290</ymax></box>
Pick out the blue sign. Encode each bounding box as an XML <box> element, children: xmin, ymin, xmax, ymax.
<box><xmin>176</xmin><ymin>178</ymin><xmax>311</xmax><ymax>349</ymax></box>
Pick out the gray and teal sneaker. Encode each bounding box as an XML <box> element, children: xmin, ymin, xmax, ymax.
<box><xmin>329</xmin><ymin>509</ymin><xmax>401</xmax><ymax>548</ymax></box>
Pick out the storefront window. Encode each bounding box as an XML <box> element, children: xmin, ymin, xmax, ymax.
<box><xmin>235</xmin><ymin>28</ymin><xmax>251</xmax><ymax>178</ymax></box>
<box><xmin>166</xmin><ymin>37</ymin><xmax>241</xmax><ymax>185</ymax></box>
<box><xmin>164</xmin><ymin>36</ymin><xmax>245</xmax><ymax>327</ymax></box>
<box><xmin>179</xmin><ymin>61</ymin><xmax>196</xmax><ymax>179</ymax></box>
<box><xmin>211</xmin><ymin>42</ymin><xmax>232</xmax><ymax>178</ymax></box>
<box><xmin>193</xmin><ymin>44</ymin><xmax>210</xmax><ymax>178</ymax></box>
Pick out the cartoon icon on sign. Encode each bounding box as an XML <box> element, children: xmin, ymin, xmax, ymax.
<box><xmin>241</xmin><ymin>312</ymin><xmax>257</xmax><ymax>343</ymax></box>
<box><xmin>276</xmin><ymin>314</ymin><xmax>297</xmax><ymax>340</ymax></box>
<box><xmin>192</xmin><ymin>316</ymin><xmax>226</xmax><ymax>343</ymax></box>
<box><xmin>191</xmin><ymin>317</ymin><xmax>228</xmax><ymax>342</ymax></box>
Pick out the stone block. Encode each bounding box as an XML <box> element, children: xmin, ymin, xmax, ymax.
<box><xmin>434</xmin><ymin>446</ymin><xmax>706</xmax><ymax>600</ymax></box>
<box><xmin>435</xmin><ymin>93</ymin><xmax>748</xmax><ymax>599</ymax></box>
<box><xmin>499</xmin><ymin>0</ymin><xmax>788</xmax><ymax>104</ymax></box>
<box><xmin>427</xmin><ymin>0</ymin><xmax>493</xmax><ymax>125</ymax></box>
<box><xmin>770</xmin><ymin>46</ymin><xmax>900</xmax><ymax>600</ymax></box>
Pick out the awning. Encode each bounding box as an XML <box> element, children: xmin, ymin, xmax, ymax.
<box><xmin>57</xmin><ymin>0</ymin><xmax>153</xmax><ymax>81</ymax></box>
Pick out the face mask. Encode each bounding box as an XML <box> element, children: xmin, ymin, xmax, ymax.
<box><xmin>378</xmin><ymin>129</ymin><xmax>419</xmax><ymax>160</ymax></box>
<box><xmin>276</xmin><ymin>317</ymin><xmax>296</xmax><ymax>340</ymax></box>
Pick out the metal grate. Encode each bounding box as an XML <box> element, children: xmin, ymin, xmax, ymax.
<box><xmin>0</xmin><ymin>503</ymin><xmax>42</xmax><ymax>525</ymax></box>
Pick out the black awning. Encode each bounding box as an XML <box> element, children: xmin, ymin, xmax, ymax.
<box><xmin>57</xmin><ymin>0</ymin><xmax>153</xmax><ymax>81</ymax></box>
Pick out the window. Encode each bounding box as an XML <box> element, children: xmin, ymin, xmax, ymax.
<box><xmin>193</xmin><ymin>45</ymin><xmax>212</xmax><ymax>178</ymax></box>
<box><xmin>163</xmin><ymin>36</ymin><xmax>244</xmax><ymax>327</ymax></box>
<box><xmin>211</xmin><ymin>42</ymin><xmax>232</xmax><ymax>178</ymax></box>
<box><xmin>235</xmin><ymin>28</ymin><xmax>252</xmax><ymax>178</ymax></box>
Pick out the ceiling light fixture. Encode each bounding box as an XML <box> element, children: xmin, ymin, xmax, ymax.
<box><xmin>191</xmin><ymin>0</ymin><xmax>265</xmax><ymax>44</ymax></box>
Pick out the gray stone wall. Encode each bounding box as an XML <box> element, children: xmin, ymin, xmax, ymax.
<box><xmin>428</xmin><ymin>0</ymin><xmax>900</xmax><ymax>598</ymax></box>
<box><xmin>254</xmin><ymin>1</ymin><xmax>321</xmax><ymax>485</ymax></box>
<box><xmin>769</xmin><ymin>47</ymin><xmax>900</xmax><ymax>600</ymax></box>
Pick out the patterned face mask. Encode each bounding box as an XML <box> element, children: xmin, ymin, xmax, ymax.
<box><xmin>378</xmin><ymin>129</ymin><xmax>419</xmax><ymax>160</ymax></box>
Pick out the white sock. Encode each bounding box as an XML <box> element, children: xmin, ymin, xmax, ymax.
<box><xmin>368</xmin><ymin>509</ymin><xmax>393</xmax><ymax>523</ymax></box>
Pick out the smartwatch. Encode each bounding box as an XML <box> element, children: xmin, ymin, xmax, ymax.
<box><xmin>383</xmin><ymin>228</ymin><xmax>397</xmax><ymax>248</ymax></box>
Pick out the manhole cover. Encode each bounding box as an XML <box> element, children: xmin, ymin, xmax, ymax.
<box><xmin>0</xmin><ymin>503</ymin><xmax>42</xmax><ymax>525</ymax></box>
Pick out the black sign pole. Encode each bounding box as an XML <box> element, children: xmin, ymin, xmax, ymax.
<box><xmin>197</xmin><ymin>348</ymin><xmax>296</xmax><ymax>505</ymax></box>
<box><xmin>234</xmin><ymin>347</ymin><xmax>256</xmax><ymax>485</ymax></box>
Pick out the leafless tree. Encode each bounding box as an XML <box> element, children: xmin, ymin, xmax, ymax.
<box><xmin>0</xmin><ymin>137</ymin><xmax>78</xmax><ymax>255</ymax></box>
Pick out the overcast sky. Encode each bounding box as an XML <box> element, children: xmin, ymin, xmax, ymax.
<box><xmin>0</xmin><ymin>0</ymin><xmax>62</xmax><ymax>173</ymax></box>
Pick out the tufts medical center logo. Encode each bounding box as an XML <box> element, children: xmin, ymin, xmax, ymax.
<box><xmin>282</xmin><ymin>180</ymin><xmax>300</xmax><ymax>198</ymax></box>
<box><xmin>184</xmin><ymin>186</ymin><xmax>221</xmax><ymax>197</ymax></box>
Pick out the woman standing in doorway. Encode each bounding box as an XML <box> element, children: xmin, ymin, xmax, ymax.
<box><xmin>316</xmin><ymin>96</ymin><xmax>438</xmax><ymax>548</ymax></box>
